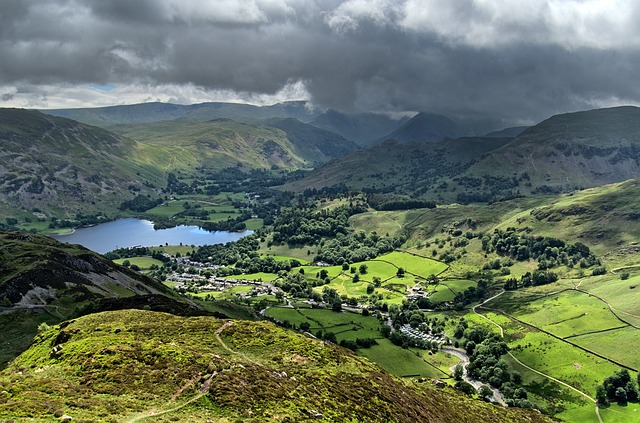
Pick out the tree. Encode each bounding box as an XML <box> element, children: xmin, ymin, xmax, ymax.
<box><xmin>353</xmin><ymin>273</ymin><xmax>360</xmax><ymax>282</ymax></box>
<box><xmin>396</xmin><ymin>267</ymin><xmax>405</xmax><ymax>277</ymax></box>
<box><xmin>454</xmin><ymin>381</ymin><xmax>476</xmax><ymax>396</ymax></box>
<box><xmin>615</xmin><ymin>387</ymin><xmax>628</xmax><ymax>404</ymax></box>
<box><xmin>453</xmin><ymin>364</ymin><xmax>464</xmax><ymax>381</ymax></box>
<box><xmin>479</xmin><ymin>385</ymin><xmax>494</xmax><ymax>401</ymax></box>
<box><xmin>359</xmin><ymin>264</ymin><xmax>368</xmax><ymax>274</ymax></box>
<box><xmin>596</xmin><ymin>385</ymin><xmax>608</xmax><ymax>405</ymax></box>
<box><xmin>366</xmin><ymin>283</ymin><xmax>375</xmax><ymax>294</ymax></box>
<box><xmin>299</xmin><ymin>321</ymin><xmax>311</xmax><ymax>332</ymax></box>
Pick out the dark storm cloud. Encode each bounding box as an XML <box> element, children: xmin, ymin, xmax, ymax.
<box><xmin>1</xmin><ymin>0</ymin><xmax>639</xmax><ymax>122</ymax></box>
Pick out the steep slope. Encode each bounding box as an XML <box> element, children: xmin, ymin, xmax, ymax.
<box><xmin>468</xmin><ymin>106</ymin><xmax>640</xmax><ymax>194</ymax></box>
<box><xmin>0</xmin><ymin>108</ymin><xmax>162</xmax><ymax>217</ymax></box>
<box><xmin>0</xmin><ymin>230</ymin><xmax>198</xmax><ymax>367</ymax></box>
<box><xmin>484</xmin><ymin>126</ymin><xmax>529</xmax><ymax>138</ymax></box>
<box><xmin>113</xmin><ymin>118</ymin><xmax>355</xmax><ymax>171</ymax></box>
<box><xmin>382</xmin><ymin>112</ymin><xmax>468</xmax><ymax>143</ymax></box>
<box><xmin>0</xmin><ymin>309</ymin><xmax>555</xmax><ymax>422</ymax></box>
<box><xmin>310</xmin><ymin>109</ymin><xmax>406</xmax><ymax>146</ymax></box>
<box><xmin>283</xmin><ymin>137</ymin><xmax>513</xmax><ymax>197</ymax></box>
<box><xmin>266</xmin><ymin>118</ymin><xmax>359</xmax><ymax>164</ymax></box>
<box><xmin>42</xmin><ymin>101</ymin><xmax>319</xmax><ymax>127</ymax></box>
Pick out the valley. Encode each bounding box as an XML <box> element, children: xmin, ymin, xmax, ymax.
<box><xmin>1</xmin><ymin>102</ymin><xmax>640</xmax><ymax>422</ymax></box>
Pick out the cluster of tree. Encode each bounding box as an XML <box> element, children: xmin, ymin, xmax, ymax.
<box><xmin>387</xmin><ymin>331</ymin><xmax>442</xmax><ymax>351</ymax></box>
<box><xmin>104</xmin><ymin>246</ymin><xmax>170</xmax><ymax>263</ymax></box>
<box><xmin>456</xmin><ymin>325</ymin><xmax>531</xmax><ymax>408</ymax></box>
<box><xmin>201</xmin><ymin>214</ymin><xmax>250</xmax><ymax>232</ymax></box>
<box><xmin>273</xmin><ymin>273</ymin><xmax>325</xmax><ymax>301</ymax></box>
<box><xmin>451</xmin><ymin>280</ymin><xmax>490</xmax><ymax>308</ymax></box>
<box><xmin>596</xmin><ymin>369</ymin><xmax>639</xmax><ymax>405</ymax></box>
<box><xmin>189</xmin><ymin>235</ymin><xmax>260</xmax><ymax>266</ymax></box>
<box><xmin>338</xmin><ymin>337</ymin><xmax>379</xmax><ymax>351</ymax></box>
<box><xmin>314</xmin><ymin>231</ymin><xmax>405</xmax><ymax>265</ymax></box>
<box><xmin>119</xmin><ymin>194</ymin><xmax>163</xmax><ymax>212</ymax></box>
<box><xmin>47</xmin><ymin>213</ymin><xmax>108</xmax><ymax>229</ymax></box>
<box><xmin>503</xmin><ymin>270</ymin><xmax>559</xmax><ymax>290</ymax></box>
<box><xmin>271</xmin><ymin>201</ymin><xmax>367</xmax><ymax>245</ymax></box>
<box><xmin>367</xmin><ymin>193</ymin><xmax>436</xmax><ymax>211</ymax></box>
<box><xmin>235</xmin><ymin>255</ymin><xmax>302</xmax><ymax>274</ymax></box>
<box><xmin>388</xmin><ymin>303</ymin><xmax>447</xmax><ymax>334</ymax></box>
<box><xmin>482</xmin><ymin>228</ymin><xmax>600</xmax><ymax>270</ymax></box>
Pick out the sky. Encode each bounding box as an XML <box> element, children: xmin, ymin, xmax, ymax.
<box><xmin>1</xmin><ymin>0</ymin><xmax>640</xmax><ymax>124</ymax></box>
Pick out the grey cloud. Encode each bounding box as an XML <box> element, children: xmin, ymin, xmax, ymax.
<box><xmin>0</xmin><ymin>0</ymin><xmax>639</xmax><ymax>123</ymax></box>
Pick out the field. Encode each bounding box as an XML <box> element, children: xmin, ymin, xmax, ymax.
<box><xmin>113</xmin><ymin>256</ymin><xmax>164</xmax><ymax>269</ymax></box>
<box><xmin>510</xmin><ymin>290</ymin><xmax>626</xmax><ymax>338</ymax></box>
<box><xmin>427</xmin><ymin>279</ymin><xmax>476</xmax><ymax>303</ymax></box>
<box><xmin>570</xmin><ymin>327</ymin><xmax>640</xmax><ymax>370</ymax></box>
<box><xmin>264</xmin><ymin>307</ymin><xmax>460</xmax><ymax>379</ymax></box>
<box><xmin>376</xmin><ymin>251</ymin><xmax>448</xmax><ymax>278</ymax></box>
<box><xmin>265</xmin><ymin>307</ymin><xmax>382</xmax><ymax>340</ymax></box>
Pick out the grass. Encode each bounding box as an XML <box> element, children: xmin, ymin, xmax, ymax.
<box><xmin>377</xmin><ymin>251</ymin><xmax>448</xmax><ymax>278</ymax></box>
<box><xmin>113</xmin><ymin>256</ymin><xmax>164</xmax><ymax>269</ymax></box>
<box><xmin>359</xmin><ymin>339</ymin><xmax>450</xmax><ymax>378</ymax></box>
<box><xmin>265</xmin><ymin>307</ymin><xmax>382</xmax><ymax>341</ymax></box>
<box><xmin>570</xmin><ymin>327</ymin><xmax>640</xmax><ymax>370</ymax></box>
<box><xmin>427</xmin><ymin>279</ymin><xmax>476</xmax><ymax>303</ymax></box>
<box><xmin>511</xmin><ymin>290</ymin><xmax>625</xmax><ymax>339</ymax></box>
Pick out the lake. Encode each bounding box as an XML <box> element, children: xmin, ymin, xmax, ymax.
<box><xmin>52</xmin><ymin>218</ymin><xmax>253</xmax><ymax>254</ymax></box>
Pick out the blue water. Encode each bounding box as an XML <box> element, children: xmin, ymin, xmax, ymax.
<box><xmin>52</xmin><ymin>218</ymin><xmax>252</xmax><ymax>254</ymax></box>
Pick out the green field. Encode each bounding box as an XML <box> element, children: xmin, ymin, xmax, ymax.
<box><xmin>359</xmin><ymin>339</ymin><xmax>453</xmax><ymax>379</ymax></box>
<box><xmin>265</xmin><ymin>307</ymin><xmax>382</xmax><ymax>341</ymax></box>
<box><xmin>570</xmin><ymin>327</ymin><xmax>640</xmax><ymax>370</ymax></box>
<box><xmin>113</xmin><ymin>256</ymin><xmax>164</xmax><ymax>269</ymax></box>
<box><xmin>427</xmin><ymin>279</ymin><xmax>476</xmax><ymax>303</ymax></box>
<box><xmin>377</xmin><ymin>251</ymin><xmax>448</xmax><ymax>278</ymax></box>
<box><xmin>512</xmin><ymin>290</ymin><xmax>625</xmax><ymax>338</ymax></box>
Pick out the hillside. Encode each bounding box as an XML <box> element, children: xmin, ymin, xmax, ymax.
<box><xmin>111</xmin><ymin>118</ymin><xmax>355</xmax><ymax>171</ymax></box>
<box><xmin>381</xmin><ymin>112</ymin><xmax>468</xmax><ymax>143</ymax></box>
<box><xmin>465</xmin><ymin>106</ymin><xmax>640</xmax><ymax>194</ymax></box>
<box><xmin>263</xmin><ymin>118</ymin><xmax>359</xmax><ymax>163</ymax></box>
<box><xmin>283</xmin><ymin>137</ymin><xmax>513</xmax><ymax>196</ymax></box>
<box><xmin>350</xmin><ymin>178</ymin><xmax>640</xmax><ymax>264</ymax></box>
<box><xmin>42</xmin><ymin>101</ymin><xmax>318</xmax><ymax>127</ymax></box>
<box><xmin>0</xmin><ymin>108</ymin><xmax>163</xmax><ymax>218</ymax></box>
<box><xmin>310</xmin><ymin>109</ymin><xmax>407</xmax><ymax>146</ymax></box>
<box><xmin>0</xmin><ymin>309</ymin><xmax>555</xmax><ymax>422</ymax></box>
<box><xmin>0</xmin><ymin>230</ymin><xmax>198</xmax><ymax>367</ymax></box>
<box><xmin>284</xmin><ymin>106</ymin><xmax>640</xmax><ymax>203</ymax></box>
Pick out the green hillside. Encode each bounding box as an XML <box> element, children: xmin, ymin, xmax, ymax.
<box><xmin>310</xmin><ymin>109</ymin><xmax>407</xmax><ymax>146</ymax></box>
<box><xmin>350</xmin><ymin>179</ymin><xmax>640</xmax><ymax>265</ymax></box>
<box><xmin>284</xmin><ymin>106</ymin><xmax>640</xmax><ymax>203</ymax></box>
<box><xmin>111</xmin><ymin>117</ymin><xmax>356</xmax><ymax>172</ymax></box>
<box><xmin>0</xmin><ymin>309</ymin><xmax>555</xmax><ymax>422</ymax></box>
<box><xmin>0</xmin><ymin>230</ymin><xmax>197</xmax><ymax>367</ymax></box>
<box><xmin>467</xmin><ymin>106</ymin><xmax>640</xmax><ymax>192</ymax></box>
<box><xmin>283</xmin><ymin>137</ymin><xmax>513</xmax><ymax>195</ymax></box>
<box><xmin>0</xmin><ymin>108</ymin><xmax>163</xmax><ymax>218</ymax></box>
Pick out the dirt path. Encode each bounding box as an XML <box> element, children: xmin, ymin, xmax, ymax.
<box><xmin>125</xmin><ymin>321</ymin><xmax>245</xmax><ymax>422</ymax></box>
<box><xmin>215</xmin><ymin>320</ymin><xmax>262</xmax><ymax>367</ymax></box>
